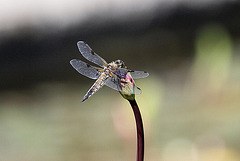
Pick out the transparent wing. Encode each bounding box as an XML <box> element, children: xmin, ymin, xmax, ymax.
<box><xmin>70</xmin><ymin>59</ymin><xmax>102</xmax><ymax>79</ymax></box>
<box><xmin>104</xmin><ymin>76</ymin><xmax>120</xmax><ymax>91</ymax></box>
<box><xmin>129</xmin><ymin>70</ymin><xmax>149</xmax><ymax>79</ymax></box>
<box><xmin>105</xmin><ymin>74</ymin><xmax>142</xmax><ymax>95</ymax></box>
<box><xmin>77</xmin><ymin>41</ymin><xmax>108</xmax><ymax>68</ymax></box>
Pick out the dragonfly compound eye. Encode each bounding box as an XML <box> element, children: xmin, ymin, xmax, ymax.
<box><xmin>115</xmin><ymin>60</ymin><xmax>125</xmax><ymax>68</ymax></box>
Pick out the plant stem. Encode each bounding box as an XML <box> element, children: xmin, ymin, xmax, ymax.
<box><xmin>128</xmin><ymin>99</ymin><xmax>144</xmax><ymax>161</ymax></box>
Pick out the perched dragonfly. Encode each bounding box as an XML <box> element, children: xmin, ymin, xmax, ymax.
<box><xmin>70</xmin><ymin>41</ymin><xmax>149</xmax><ymax>102</ymax></box>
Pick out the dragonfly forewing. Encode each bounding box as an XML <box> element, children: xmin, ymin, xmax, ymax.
<box><xmin>70</xmin><ymin>59</ymin><xmax>102</xmax><ymax>79</ymax></box>
<box><xmin>77</xmin><ymin>41</ymin><xmax>108</xmax><ymax>68</ymax></box>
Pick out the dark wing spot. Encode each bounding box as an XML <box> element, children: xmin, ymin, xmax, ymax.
<box><xmin>144</xmin><ymin>71</ymin><xmax>147</xmax><ymax>73</ymax></box>
<box><xmin>137</xmin><ymin>87</ymin><xmax>141</xmax><ymax>90</ymax></box>
<box><xmin>111</xmin><ymin>78</ymin><xmax>117</xmax><ymax>83</ymax></box>
<box><xmin>121</xmin><ymin>80</ymin><xmax>127</xmax><ymax>84</ymax></box>
<box><xmin>96</xmin><ymin>73</ymin><xmax>99</xmax><ymax>76</ymax></box>
<box><xmin>86</xmin><ymin>64</ymin><xmax>91</xmax><ymax>67</ymax></box>
<box><xmin>129</xmin><ymin>70</ymin><xmax>134</xmax><ymax>72</ymax></box>
<box><xmin>90</xmin><ymin>50</ymin><xmax>95</xmax><ymax>55</ymax></box>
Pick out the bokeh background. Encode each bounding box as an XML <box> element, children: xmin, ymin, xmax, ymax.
<box><xmin>1</xmin><ymin>0</ymin><xmax>240</xmax><ymax>161</ymax></box>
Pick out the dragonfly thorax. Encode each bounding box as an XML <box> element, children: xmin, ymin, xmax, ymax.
<box><xmin>108</xmin><ymin>60</ymin><xmax>126</xmax><ymax>69</ymax></box>
<box><xmin>103</xmin><ymin>68</ymin><xmax>111</xmax><ymax>75</ymax></box>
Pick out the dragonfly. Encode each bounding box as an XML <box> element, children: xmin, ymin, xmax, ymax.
<box><xmin>70</xmin><ymin>41</ymin><xmax>149</xmax><ymax>102</ymax></box>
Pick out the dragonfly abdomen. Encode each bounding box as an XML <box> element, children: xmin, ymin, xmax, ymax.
<box><xmin>81</xmin><ymin>73</ymin><xmax>109</xmax><ymax>102</ymax></box>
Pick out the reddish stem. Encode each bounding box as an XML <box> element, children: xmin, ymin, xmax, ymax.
<box><xmin>128</xmin><ymin>99</ymin><xmax>144</xmax><ymax>161</ymax></box>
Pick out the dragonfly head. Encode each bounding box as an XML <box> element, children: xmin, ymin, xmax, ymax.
<box><xmin>114</xmin><ymin>60</ymin><xmax>126</xmax><ymax>68</ymax></box>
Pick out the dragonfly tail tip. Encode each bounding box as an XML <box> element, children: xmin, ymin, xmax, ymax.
<box><xmin>81</xmin><ymin>96</ymin><xmax>88</xmax><ymax>102</ymax></box>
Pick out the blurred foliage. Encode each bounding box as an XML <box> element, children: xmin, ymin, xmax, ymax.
<box><xmin>192</xmin><ymin>24</ymin><xmax>232</xmax><ymax>92</ymax></box>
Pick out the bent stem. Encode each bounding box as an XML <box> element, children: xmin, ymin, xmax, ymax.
<box><xmin>128</xmin><ymin>99</ymin><xmax>144</xmax><ymax>161</ymax></box>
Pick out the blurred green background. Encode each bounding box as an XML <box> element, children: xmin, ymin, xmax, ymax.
<box><xmin>1</xmin><ymin>0</ymin><xmax>240</xmax><ymax>161</ymax></box>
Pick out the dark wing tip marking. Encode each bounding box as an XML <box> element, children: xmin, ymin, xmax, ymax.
<box><xmin>86</xmin><ymin>64</ymin><xmax>91</xmax><ymax>67</ymax></box>
<box><xmin>136</xmin><ymin>87</ymin><xmax>142</xmax><ymax>94</ymax></box>
<box><xmin>146</xmin><ymin>72</ymin><xmax>149</xmax><ymax>77</ymax></box>
<box><xmin>145</xmin><ymin>71</ymin><xmax>149</xmax><ymax>76</ymax></box>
